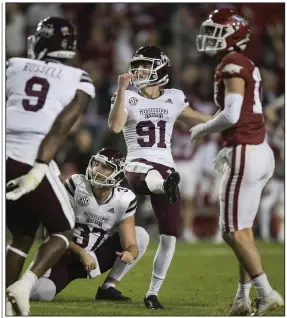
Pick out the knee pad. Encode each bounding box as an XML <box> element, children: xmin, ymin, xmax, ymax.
<box><xmin>30</xmin><ymin>277</ymin><xmax>56</xmax><ymax>301</ymax></box>
<box><xmin>135</xmin><ymin>226</ymin><xmax>150</xmax><ymax>250</ymax></box>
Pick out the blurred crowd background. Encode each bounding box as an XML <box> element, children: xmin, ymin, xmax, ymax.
<box><xmin>6</xmin><ymin>3</ymin><xmax>284</xmax><ymax>243</ymax></box>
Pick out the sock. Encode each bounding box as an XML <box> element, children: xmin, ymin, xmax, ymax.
<box><xmin>146</xmin><ymin>276</ymin><xmax>164</xmax><ymax>297</ymax></box>
<box><xmin>109</xmin><ymin>227</ymin><xmax>149</xmax><ymax>281</ymax></box>
<box><xmin>235</xmin><ymin>281</ymin><xmax>252</xmax><ymax>299</ymax></box>
<box><xmin>145</xmin><ymin>170</ymin><xmax>165</xmax><ymax>194</ymax></box>
<box><xmin>21</xmin><ymin>270</ymin><xmax>38</xmax><ymax>295</ymax></box>
<box><xmin>146</xmin><ymin>234</ymin><xmax>176</xmax><ymax>297</ymax></box>
<box><xmin>252</xmin><ymin>273</ymin><xmax>273</xmax><ymax>297</ymax></box>
<box><xmin>102</xmin><ymin>282</ymin><xmax>115</xmax><ymax>290</ymax></box>
<box><xmin>30</xmin><ymin>277</ymin><xmax>56</xmax><ymax>301</ymax></box>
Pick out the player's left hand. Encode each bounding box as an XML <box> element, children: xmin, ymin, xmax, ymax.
<box><xmin>6</xmin><ymin>163</ymin><xmax>48</xmax><ymax>200</ymax></box>
<box><xmin>190</xmin><ymin>124</ymin><xmax>205</xmax><ymax>141</ymax></box>
<box><xmin>116</xmin><ymin>251</ymin><xmax>134</xmax><ymax>265</ymax></box>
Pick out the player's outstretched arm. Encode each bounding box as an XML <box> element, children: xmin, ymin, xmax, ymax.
<box><xmin>117</xmin><ymin>215</ymin><xmax>138</xmax><ymax>264</ymax></box>
<box><xmin>189</xmin><ymin>77</ymin><xmax>245</xmax><ymax>141</ymax></box>
<box><xmin>178</xmin><ymin>106</ymin><xmax>213</xmax><ymax>128</ymax></box>
<box><xmin>108</xmin><ymin>73</ymin><xmax>134</xmax><ymax>133</ymax></box>
<box><xmin>6</xmin><ymin>90</ymin><xmax>90</xmax><ymax>201</ymax></box>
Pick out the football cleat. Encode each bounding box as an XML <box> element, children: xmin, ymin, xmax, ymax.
<box><xmin>6</xmin><ymin>297</ymin><xmax>14</xmax><ymax>316</ymax></box>
<box><xmin>144</xmin><ymin>295</ymin><xmax>164</xmax><ymax>309</ymax></box>
<box><xmin>95</xmin><ymin>286</ymin><xmax>131</xmax><ymax>301</ymax></box>
<box><xmin>228</xmin><ymin>297</ymin><xmax>251</xmax><ymax>316</ymax></box>
<box><xmin>6</xmin><ymin>281</ymin><xmax>31</xmax><ymax>316</ymax></box>
<box><xmin>251</xmin><ymin>290</ymin><xmax>284</xmax><ymax>316</ymax></box>
<box><xmin>163</xmin><ymin>172</ymin><xmax>180</xmax><ymax>204</ymax></box>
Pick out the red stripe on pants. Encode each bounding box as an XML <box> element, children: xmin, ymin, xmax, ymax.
<box><xmin>232</xmin><ymin>145</ymin><xmax>246</xmax><ymax>231</ymax></box>
<box><xmin>224</xmin><ymin>147</ymin><xmax>236</xmax><ymax>232</ymax></box>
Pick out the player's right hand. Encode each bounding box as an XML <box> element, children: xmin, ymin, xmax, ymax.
<box><xmin>80</xmin><ymin>251</ymin><xmax>97</xmax><ymax>271</ymax></box>
<box><xmin>116</xmin><ymin>251</ymin><xmax>134</xmax><ymax>265</ymax></box>
<box><xmin>118</xmin><ymin>73</ymin><xmax>136</xmax><ymax>91</ymax></box>
<box><xmin>6</xmin><ymin>163</ymin><xmax>48</xmax><ymax>201</ymax></box>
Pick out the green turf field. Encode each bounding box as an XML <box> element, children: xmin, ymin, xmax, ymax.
<box><xmin>23</xmin><ymin>241</ymin><xmax>284</xmax><ymax>316</ymax></box>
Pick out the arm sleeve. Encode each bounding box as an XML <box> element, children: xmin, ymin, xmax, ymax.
<box><xmin>120</xmin><ymin>194</ymin><xmax>137</xmax><ymax>221</ymax></box>
<box><xmin>63</xmin><ymin>175</ymin><xmax>77</xmax><ymax>207</ymax></box>
<box><xmin>77</xmin><ymin>72</ymin><xmax>96</xmax><ymax>99</ymax></box>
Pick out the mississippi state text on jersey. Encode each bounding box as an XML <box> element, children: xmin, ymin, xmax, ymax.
<box><xmin>6</xmin><ymin>57</ymin><xmax>95</xmax><ymax>165</ymax></box>
<box><xmin>111</xmin><ymin>89</ymin><xmax>189</xmax><ymax>167</ymax></box>
<box><xmin>64</xmin><ymin>174</ymin><xmax>137</xmax><ymax>252</ymax></box>
<box><xmin>214</xmin><ymin>52</ymin><xmax>265</xmax><ymax>146</ymax></box>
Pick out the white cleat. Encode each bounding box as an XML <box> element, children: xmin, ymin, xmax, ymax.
<box><xmin>252</xmin><ymin>290</ymin><xmax>284</xmax><ymax>316</ymax></box>
<box><xmin>6</xmin><ymin>281</ymin><xmax>31</xmax><ymax>316</ymax></box>
<box><xmin>228</xmin><ymin>297</ymin><xmax>251</xmax><ymax>316</ymax></box>
<box><xmin>6</xmin><ymin>297</ymin><xmax>14</xmax><ymax>316</ymax></box>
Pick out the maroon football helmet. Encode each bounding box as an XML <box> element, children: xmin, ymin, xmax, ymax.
<box><xmin>196</xmin><ymin>8</ymin><xmax>250</xmax><ymax>55</ymax></box>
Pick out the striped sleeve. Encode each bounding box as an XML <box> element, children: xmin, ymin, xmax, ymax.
<box><xmin>63</xmin><ymin>176</ymin><xmax>76</xmax><ymax>199</ymax></box>
<box><xmin>80</xmin><ymin>72</ymin><xmax>93</xmax><ymax>84</ymax></box>
<box><xmin>125</xmin><ymin>197</ymin><xmax>137</xmax><ymax>214</ymax></box>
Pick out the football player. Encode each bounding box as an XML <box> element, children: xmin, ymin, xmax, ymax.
<box><xmin>6</xmin><ymin>17</ymin><xmax>95</xmax><ymax>315</ymax></box>
<box><xmin>108</xmin><ymin>45</ymin><xmax>212</xmax><ymax>309</ymax></box>
<box><xmin>29</xmin><ymin>148</ymin><xmax>149</xmax><ymax>302</ymax></box>
<box><xmin>190</xmin><ymin>8</ymin><xmax>284</xmax><ymax>315</ymax></box>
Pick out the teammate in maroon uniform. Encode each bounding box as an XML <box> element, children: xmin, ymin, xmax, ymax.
<box><xmin>190</xmin><ymin>8</ymin><xmax>283</xmax><ymax>315</ymax></box>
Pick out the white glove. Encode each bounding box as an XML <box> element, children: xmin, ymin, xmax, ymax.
<box><xmin>190</xmin><ymin>124</ymin><xmax>205</xmax><ymax>141</ymax></box>
<box><xmin>212</xmin><ymin>148</ymin><xmax>229</xmax><ymax>173</ymax></box>
<box><xmin>6</xmin><ymin>163</ymin><xmax>48</xmax><ymax>200</ymax></box>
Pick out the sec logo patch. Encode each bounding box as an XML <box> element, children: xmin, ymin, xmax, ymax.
<box><xmin>129</xmin><ymin>97</ymin><xmax>138</xmax><ymax>106</ymax></box>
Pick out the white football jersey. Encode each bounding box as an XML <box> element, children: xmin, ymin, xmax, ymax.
<box><xmin>64</xmin><ymin>174</ymin><xmax>137</xmax><ymax>252</ymax></box>
<box><xmin>111</xmin><ymin>89</ymin><xmax>188</xmax><ymax>167</ymax></box>
<box><xmin>6</xmin><ymin>57</ymin><xmax>95</xmax><ymax>165</ymax></box>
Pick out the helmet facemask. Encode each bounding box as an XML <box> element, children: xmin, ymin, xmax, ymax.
<box><xmin>129</xmin><ymin>55</ymin><xmax>170</xmax><ymax>89</ymax></box>
<box><xmin>196</xmin><ymin>21</ymin><xmax>235</xmax><ymax>55</ymax></box>
<box><xmin>86</xmin><ymin>155</ymin><xmax>124</xmax><ymax>189</ymax></box>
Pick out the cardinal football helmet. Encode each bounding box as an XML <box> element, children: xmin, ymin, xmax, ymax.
<box><xmin>196</xmin><ymin>8</ymin><xmax>250</xmax><ymax>55</ymax></box>
<box><xmin>129</xmin><ymin>46</ymin><xmax>171</xmax><ymax>89</ymax></box>
<box><xmin>86</xmin><ymin>148</ymin><xmax>125</xmax><ymax>188</ymax></box>
<box><xmin>27</xmin><ymin>17</ymin><xmax>76</xmax><ymax>60</ymax></box>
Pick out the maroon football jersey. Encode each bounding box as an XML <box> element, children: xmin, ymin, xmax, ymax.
<box><xmin>214</xmin><ymin>52</ymin><xmax>265</xmax><ymax>146</ymax></box>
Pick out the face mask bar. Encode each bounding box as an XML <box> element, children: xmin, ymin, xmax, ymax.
<box><xmin>86</xmin><ymin>156</ymin><xmax>122</xmax><ymax>188</ymax></box>
<box><xmin>129</xmin><ymin>56</ymin><xmax>165</xmax><ymax>88</ymax></box>
<box><xmin>196</xmin><ymin>21</ymin><xmax>234</xmax><ymax>53</ymax></box>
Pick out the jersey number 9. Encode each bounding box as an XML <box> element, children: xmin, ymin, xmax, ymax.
<box><xmin>22</xmin><ymin>76</ymin><xmax>50</xmax><ymax>112</ymax></box>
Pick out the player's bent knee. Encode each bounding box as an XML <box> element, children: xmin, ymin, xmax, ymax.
<box><xmin>30</xmin><ymin>277</ymin><xmax>56</xmax><ymax>301</ymax></box>
<box><xmin>9</xmin><ymin>236</ymin><xmax>34</xmax><ymax>254</ymax></box>
<box><xmin>135</xmin><ymin>226</ymin><xmax>150</xmax><ymax>250</ymax></box>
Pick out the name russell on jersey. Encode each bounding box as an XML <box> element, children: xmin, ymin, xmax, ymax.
<box><xmin>22</xmin><ymin>62</ymin><xmax>63</xmax><ymax>79</ymax></box>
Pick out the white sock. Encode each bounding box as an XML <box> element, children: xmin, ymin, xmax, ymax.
<box><xmin>145</xmin><ymin>170</ymin><xmax>165</xmax><ymax>194</ymax></box>
<box><xmin>30</xmin><ymin>277</ymin><xmax>56</xmax><ymax>301</ymax></box>
<box><xmin>102</xmin><ymin>282</ymin><xmax>115</xmax><ymax>289</ymax></box>
<box><xmin>21</xmin><ymin>270</ymin><xmax>38</xmax><ymax>296</ymax></box>
<box><xmin>252</xmin><ymin>273</ymin><xmax>273</xmax><ymax>297</ymax></box>
<box><xmin>146</xmin><ymin>234</ymin><xmax>176</xmax><ymax>297</ymax></box>
<box><xmin>235</xmin><ymin>281</ymin><xmax>252</xmax><ymax>299</ymax></box>
<box><xmin>109</xmin><ymin>227</ymin><xmax>149</xmax><ymax>281</ymax></box>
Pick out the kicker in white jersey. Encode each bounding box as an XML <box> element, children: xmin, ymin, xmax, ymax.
<box><xmin>6</xmin><ymin>57</ymin><xmax>95</xmax><ymax>166</ymax></box>
<box><xmin>64</xmin><ymin>174</ymin><xmax>137</xmax><ymax>252</ymax></box>
<box><xmin>111</xmin><ymin>89</ymin><xmax>189</xmax><ymax>168</ymax></box>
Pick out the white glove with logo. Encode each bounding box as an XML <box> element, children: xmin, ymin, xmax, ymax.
<box><xmin>6</xmin><ymin>163</ymin><xmax>49</xmax><ymax>201</ymax></box>
<box><xmin>213</xmin><ymin>148</ymin><xmax>230</xmax><ymax>173</ymax></box>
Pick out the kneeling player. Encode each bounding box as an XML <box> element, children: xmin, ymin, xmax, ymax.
<box><xmin>29</xmin><ymin>148</ymin><xmax>149</xmax><ymax>302</ymax></box>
